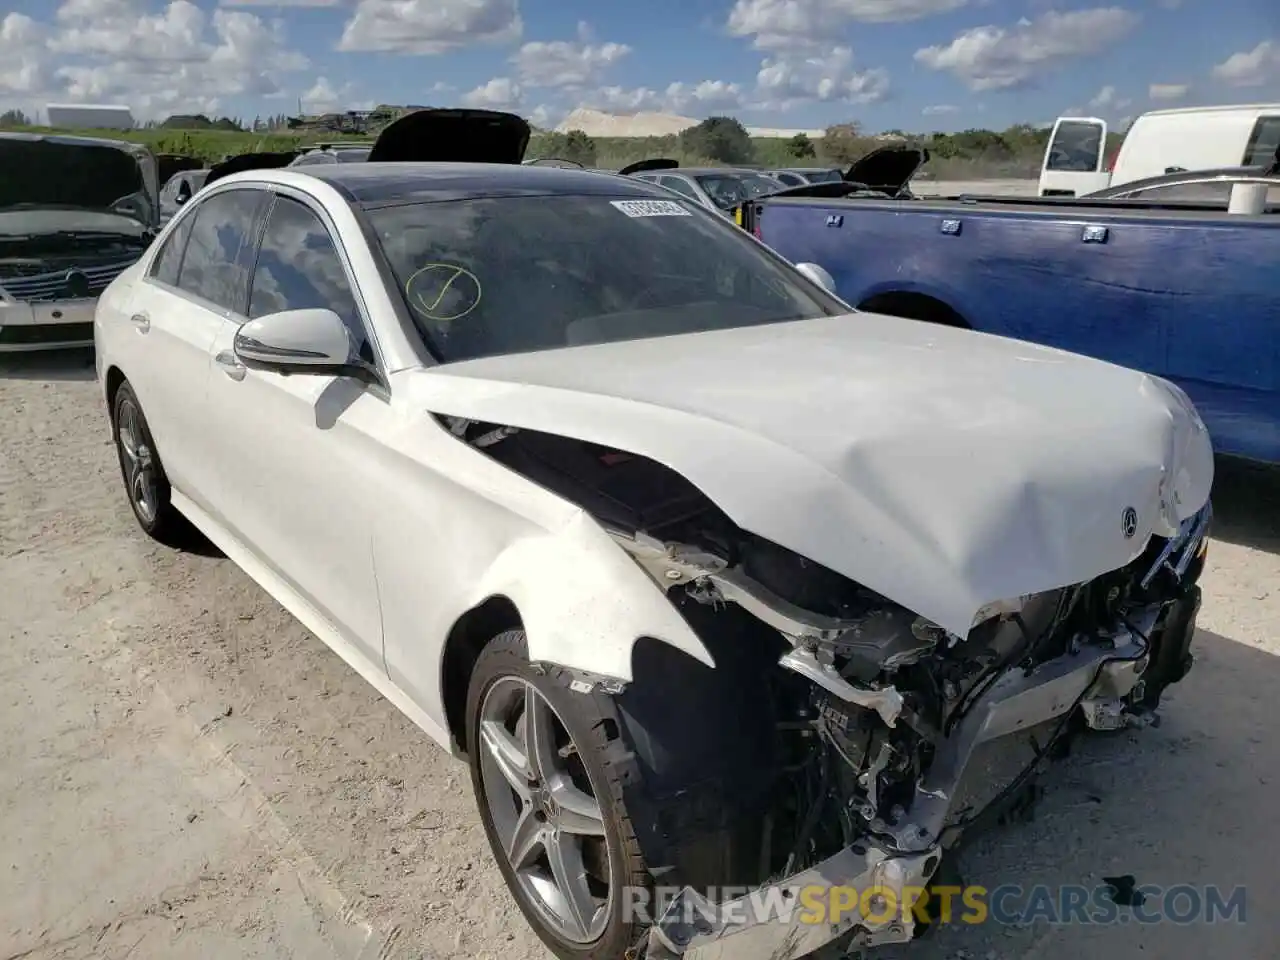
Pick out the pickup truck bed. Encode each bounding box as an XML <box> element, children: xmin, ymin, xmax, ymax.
<box><xmin>751</xmin><ymin>194</ymin><xmax>1279</xmax><ymax>463</ymax></box>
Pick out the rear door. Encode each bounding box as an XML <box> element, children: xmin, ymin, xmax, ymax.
<box><xmin>121</xmin><ymin>187</ymin><xmax>269</xmax><ymax>506</ymax></box>
<box><xmin>1039</xmin><ymin>117</ymin><xmax>1111</xmax><ymax>196</ymax></box>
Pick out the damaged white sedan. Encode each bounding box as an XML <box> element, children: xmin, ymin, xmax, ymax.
<box><xmin>94</xmin><ymin>109</ymin><xmax>1214</xmax><ymax>960</ymax></box>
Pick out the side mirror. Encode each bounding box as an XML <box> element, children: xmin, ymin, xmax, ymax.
<box><xmin>234</xmin><ymin>308</ymin><xmax>373</xmax><ymax>380</ymax></box>
<box><xmin>795</xmin><ymin>262</ymin><xmax>837</xmax><ymax>295</ymax></box>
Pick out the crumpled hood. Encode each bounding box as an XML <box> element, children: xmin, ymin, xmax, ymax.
<box><xmin>403</xmin><ymin>313</ymin><xmax>1214</xmax><ymax>636</ymax></box>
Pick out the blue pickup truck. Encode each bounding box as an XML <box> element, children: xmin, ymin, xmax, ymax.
<box><xmin>742</xmin><ymin>148</ymin><xmax>1279</xmax><ymax>464</ymax></box>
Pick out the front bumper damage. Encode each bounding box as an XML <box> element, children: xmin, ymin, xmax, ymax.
<box><xmin>642</xmin><ymin>532</ymin><xmax>1206</xmax><ymax>960</ymax></box>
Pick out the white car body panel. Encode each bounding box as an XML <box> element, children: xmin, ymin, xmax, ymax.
<box><xmin>404</xmin><ymin>314</ymin><xmax>1214</xmax><ymax>638</ymax></box>
<box><xmin>95</xmin><ymin>166</ymin><xmax>1213</xmax><ymax>760</ymax></box>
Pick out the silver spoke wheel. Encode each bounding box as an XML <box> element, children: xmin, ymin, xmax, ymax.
<box><xmin>479</xmin><ymin>677</ymin><xmax>612</xmax><ymax>944</ymax></box>
<box><xmin>117</xmin><ymin>398</ymin><xmax>157</xmax><ymax>523</ymax></box>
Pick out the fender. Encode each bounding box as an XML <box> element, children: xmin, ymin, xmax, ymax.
<box><xmin>462</xmin><ymin>508</ymin><xmax>715</xmax><ymax>682</ymax></box>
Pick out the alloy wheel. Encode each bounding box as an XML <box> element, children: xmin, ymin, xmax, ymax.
<box><xmin>117</xmin><ymin>397</ymin><xmax>158</xmax><ymax>524</ymax></box>
<box><xmin>477</xmin><ymin>676</ymin><xmax>614</xmax><ymax>944</ymax></box>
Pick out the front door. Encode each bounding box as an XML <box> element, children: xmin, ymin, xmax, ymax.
<box><xmin>1039</xmin><ymin>117</ymin><xmax>1111</xmax><ymax>197</ymax></box>
<box><xmin>203</xmin><ymin>192</ymin><xmax>389</xmax><ymax>669</ymax></box>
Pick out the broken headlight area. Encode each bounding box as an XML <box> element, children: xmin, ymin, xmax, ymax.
<box><xmin>454</xmin><ymin>421</ymin><xmax>1209</xmax><ymax>958</ymax></box>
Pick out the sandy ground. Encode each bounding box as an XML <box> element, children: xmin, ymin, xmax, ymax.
<box><xmin>1</xmin><ymin>350</ymin><xmax>1277</xmax><ymax>960</ymax></box>
<box><xmin>914</xmin><ymin>179</ymin><xmax>1039</xmax><ymax>197</ymax></box>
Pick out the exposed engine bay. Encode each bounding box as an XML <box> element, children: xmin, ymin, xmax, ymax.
<box><xmin>449</xmin><ymin>417</ymin><xmax>1210</xmax><ymax>959</ymax></box>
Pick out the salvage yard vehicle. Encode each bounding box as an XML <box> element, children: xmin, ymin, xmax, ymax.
<box><xmin>1039</xmin><ymin>102</ymin><xmax>1280</xmax><ymax>197</ymax></box>
<box><xmin>95</xmin><ymin>108</ymin><xmax>1214</xmax><ymax>960</ymax></box>
<box><xmin>627</xmin><ymin>165</ymin><xmax>786</xmax><ymax>216</ymax></box>
<box><xmin>739</xmin><ymin>173</ymin><xmax>1280</xmax><ymax>465</ymax></box>
<box><xmin>1</xmin><ymin>132</ymin><xmax>158</xmax><ymax>352</ymax></box>
<box><xmin>158</xmin><ymin>168</ymin><xmax>209</xmax><ymax>225</ymax></box>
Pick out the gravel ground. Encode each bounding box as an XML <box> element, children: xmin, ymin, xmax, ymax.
<box><xmin>912</xmin><ymin>179</ymin><xmax>1040</xmax><ymax>197</ymax></box>
<box><xmin>1</xmin><ymin>350</ymin><xmax>1277</xmax><ymax>960</ymax></box>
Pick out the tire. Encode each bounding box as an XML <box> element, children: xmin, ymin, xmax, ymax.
<box><xmin>466</xmin><ymin>630</ymin><xmax>651</xmax><ymax>960</ymax></box>
<box><xmin>112</xmin><ymin>380</ymin><xmax>187</xmax><ymax>546</ymax></box>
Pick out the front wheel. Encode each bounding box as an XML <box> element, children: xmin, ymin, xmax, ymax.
<box><xmin>466</xmin><ymin>630</ymin><xmax>651</xmax><ymax>959</ymax></box>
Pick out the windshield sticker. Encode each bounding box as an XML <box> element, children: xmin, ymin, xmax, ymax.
<box><xmin>404</xmin><ymin>263</ymin><xmax>482</xmax><ymax>323</ymax></box>
<box><xmin>610</xmin><ymin>199</ymin><xmax>692</xmax><ymax>218</ymax></box>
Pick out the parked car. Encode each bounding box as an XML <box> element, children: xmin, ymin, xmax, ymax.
<box><xmin>158</xmin><ymin>168</ymin><xmax>210</xmax><ymax>224</ymax></box>
<box><xmin>289</xmin><ymin>143</ymin><xmax>372</xmax><ymax>166</ymax></box>
<box><xmin>1</xmin><ymin>132</ymin><xmax>158</xmax><ymax>353</ymax></box>
<box><xmin>1084</xmin><ymin>165</ymin><xmax>1280</xmax><ymax>202</ymax></box>
<box><xmin>96</xmin><ymin>108</ymin><xmax>1212</xmax><ymax>960</ymax></box>
<box><xmin>762</xmin><ymin>167</ymin><xmax>843</xmax><ymax>186</ymax></box>
<box><xmin>627</xmin><ymin>165</ymin><xmax>785</xmax><ymax>215</ymax></box>
<box><xmin>1039</xmin><ymin>102</ymin><xmax>1280</xmax><ymax>197</ymax></box>
<box><xmin>739</xmin><ymin>165</ymin><xmax>1280</xmax><ymax>463</ymax></box>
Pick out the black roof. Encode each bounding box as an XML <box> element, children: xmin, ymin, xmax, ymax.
<box><xmin>304</xmin><ymin>162</ymin><xmax>673</xmax><ymax>205</ymax></box>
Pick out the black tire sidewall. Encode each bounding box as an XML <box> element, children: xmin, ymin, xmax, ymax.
<box><xmin>112</xmin><ymin>381</ymin><xmax>171</xmax><ymax>535</ymax></box>
<box><xmin>465</xmin><ymin>630</ymin><xmax>646</xmax><ymax>960</ymax></box>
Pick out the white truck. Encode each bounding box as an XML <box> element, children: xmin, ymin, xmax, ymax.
<box><xmin>1038</xmin><ymin>102</ymin><xmax>1280</xmax><ymax>196</ymax></box>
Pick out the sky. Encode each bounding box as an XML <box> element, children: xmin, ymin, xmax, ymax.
<box><xmin>1</xmin><ymin>0</ymin><xmax>1278</xmax><ymax>132</ymax></box>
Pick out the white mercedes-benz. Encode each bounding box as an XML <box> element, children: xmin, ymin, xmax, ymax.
<box><xmin>95</xmin><ymin>110</ymin><xmax>1214</xmax><ymax>960</ymax></box>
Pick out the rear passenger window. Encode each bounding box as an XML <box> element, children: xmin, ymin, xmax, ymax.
<box><xmin>176</xmin><ymin>189</ymin><xmax>265</xmax><ymax>313</ymax></box>
<box><xmin>1243</xmin><ymin>117</ymin><xmax>1280</xmax><ymax>166</ymax></box>
<box><xmin>249</xmin><ymin>196</ymin><xmax>372</xmax><ymax>362</ymax></box>
<box><xmin>150</xmin><ymin>214</ymin><xmax>194</xmax><ymax>286</ymax></box>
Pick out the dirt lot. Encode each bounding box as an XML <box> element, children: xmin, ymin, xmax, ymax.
<box><xmin>2</xmin><ymin>351</ymin><xmax>1277</xmax><ymax>960</ymax></box>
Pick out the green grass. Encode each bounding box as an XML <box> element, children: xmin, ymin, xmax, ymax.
<box><xmin>0</xmin><ymin>123</ymin><xmax>1049</xmax><ymax>178</ymax></box>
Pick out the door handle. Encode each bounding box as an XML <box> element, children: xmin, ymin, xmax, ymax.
<box><xmin>129</xmin><ymin>312</ymin><xmax>150</xmax><ymax>333</ymax></box>
<box><xmin>215</xmin><ymin>350</ymin><xmax>247</xmax><ymax>381</ymax></box>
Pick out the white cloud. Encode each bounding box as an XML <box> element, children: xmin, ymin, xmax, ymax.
<box><xmin>7</xmin><ymin>0</ymin><xmax>309</xmax><ymax>119</ymax></box>
<box><xmin>1212</xmin><ymin>41</ymin><xmax>1279</xmax><ymax>87</ymax></box>
<box><xmin>460</xmin><ymin>76</ymin><xmax>523</xmax><ymax>110</ymax></box>
<box><xmin>728</xmin><ymin>0</ymin><xmax>969</xmax><ymax>52</ymax></box>
<box><xmin>1148</xmin><ymin>82</ymin><xmax>1188</xmax><ymax>100</ymax></box>
<box><xmin>511</xmin><ymin>22</ymin><xmax>630</xmax><ymax>88</ymax></box>
<box><xmin>1089</xmin><ymin>84</ymin><xmax>1116</xmax><ymax>108</ymax></box>
<box><xmin>755</xmin><ymin>45</ymin><xmax>889</xmax><ymax>108</ymax></box>
<box><xmin>0</xmin><ymin>14</ymin><xmax>52</xmax><ymax>105</ymax></box>
<box><xmin>219</xmin><ymin>0</ymin><xmax>340</xmax><ymax>6</ymax></box>
<box><xmin>914</xmin><ymin>8</ymin><xmax>1140</xmax><ymax>90</ymax></box>
<box><xmin>300</xmin><ymin>75</ymin><xmax>355</xmax><ymax>113</ymax></box>
<box><xmin>339</xmin><ymin>0</ymin><xmax>521</xmax><ymax>54</ymax></box>
<box><xmin>922</xmin><ymin>103</ymin><xmax>958</xmax><ymax>115</ymax></box>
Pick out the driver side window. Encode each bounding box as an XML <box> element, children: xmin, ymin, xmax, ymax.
<box><xmin>248</xmin><ymin>195</ymin><xmax>373</xmax><ymax>363</ymax></box>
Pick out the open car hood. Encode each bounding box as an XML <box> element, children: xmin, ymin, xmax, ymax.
<box><xmin>205</xmin><ymin>151</ymin><xmax>298</xmax><ymax>186</ymax></box>
<box><xmin>368</xmin><ymin>108</ymin><xmax>530</xmax><ymax>163</ymax></box>
<box><xmin>618</xmin><ymin>158</ymin><xmax>679</xmax><ymax>176</ymax></box>
<box><xmin>844</xmin><ymin>143</ymin><xmax>929</xmax><ymax>194</ymax></box>
<box><xmin>0</xmin><ymin>133</ymin><xmax>158</xmax><ymax>228</ymax></box>
<box><xmin>401</xmin><ymin>313</ymin><xmax>1214</xmax><ymax>637</ymax></box>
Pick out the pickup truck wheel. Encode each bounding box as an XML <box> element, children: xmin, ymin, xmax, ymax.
<box><xmin>112</xmin><ymin>381</ymin><xmax>186</xmax><ymax>546</ymax></box>
<box><xmin>466</xmin><ymin>630</ymin><xmax>651</xmax><ymax>959</ymax></box>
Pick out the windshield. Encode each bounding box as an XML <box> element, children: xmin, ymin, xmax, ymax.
<box><xmin>694</xmin><ymin>173</ymin><xmax>784</xmax><ymax>209</ymax></box>
<box><xmin>0</xmin><ymin>138</ymin><xmax>151</xmax><ymax>226</ymax></box>
<box><xmin>367</xmin><ymin>194</ymin><xmax>844</xmax><ymax>363</ymax></box>
<box><xmin>804</xmin><ymin>169</ymin><xmax>843</xmax><ymax>184</ymax></box>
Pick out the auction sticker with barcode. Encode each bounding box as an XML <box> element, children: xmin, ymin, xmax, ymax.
<box><xmin>610</xmin><ymin>199</ymin><xmax>692</xmax><ymax>217</ymax></box>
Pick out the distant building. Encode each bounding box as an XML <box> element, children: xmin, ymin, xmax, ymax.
<box><xmin>45</xmin><ymin>103</ymin><xmax>135</xmax><ymax>130</ymax></box>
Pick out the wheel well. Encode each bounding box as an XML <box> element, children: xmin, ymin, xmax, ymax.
<box><xmin>441</xmin><ymin>595</ymin><xmax>523</xmax><ymax>755</ymax></box>
<box><xmin>857</xmin><ymin>291</ymin><xmax>969</xmax><ymax>329</ymax></box>
<box><xmin>104</xmin><ymin>366</ymin><xmax>126</xmax><ymax>425</ymax></box>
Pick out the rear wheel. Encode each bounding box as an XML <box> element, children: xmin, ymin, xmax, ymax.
<box><xmin>112</xmin><ymin>381</ymin><xmax>186</xmax><ymax>545</ymax></box>
<box><xmin>466</xmin><ymin>630</ymin><xmax>651</xmax><ymax>959</ymax></box>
